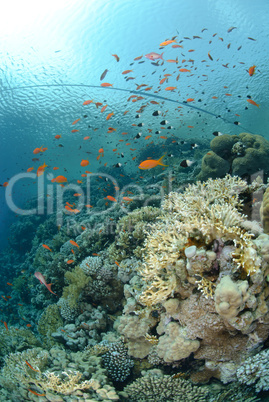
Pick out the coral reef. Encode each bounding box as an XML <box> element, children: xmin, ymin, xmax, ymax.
<box><xmin>102</xmin><ymin>340</ymin><xmax>134</xmax><ymax>382</ymax></box>
<box><xmin>197</xmin><ymin>133</ymin><xmax>269</xmax><ymax>180</ymax></box>
<box><xmin>237</xmin><ymin>348</ymin><xmax>269</xmax><ymax>392</ymax></box>
<box><xmin>260</xmin><ymin>187</ymin><xmax>269</xmax><ymax>233</ymax></box>
<box><xmin>122</xmin><ymin>369</ymin><xmax>209</xmax><ymax>401</ymax></box>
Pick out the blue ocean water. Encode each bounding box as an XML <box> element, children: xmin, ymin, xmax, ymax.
<box><xmin>0</xmin><ymin>0</ymin><xmax>269</xmax><ymax>400</ymax></box>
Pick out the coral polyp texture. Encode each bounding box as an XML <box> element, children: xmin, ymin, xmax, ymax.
<box><xmin>115</xmin><ymin>174</ymin><xmax>269</xmax><ymax>378</ymax></box>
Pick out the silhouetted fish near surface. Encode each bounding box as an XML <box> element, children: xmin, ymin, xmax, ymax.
<box><xmin>100</xmin><ymin>69</ymin><xmax>109</xmax><ymax>81</ymax></box>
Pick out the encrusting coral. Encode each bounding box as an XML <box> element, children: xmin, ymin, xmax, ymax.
<box><xmin>113</xmin><ymin>174</ymin><xmax>269</xmax><ymax>372</ymax></box>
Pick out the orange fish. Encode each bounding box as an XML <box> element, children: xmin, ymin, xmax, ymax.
<box><xmin>112</xmin><ymin>54</ymin><xmax>120</xmax><ymax>62</ymax></box>
<box><xmin>186</xmin><ymin>98</ymin><xmax>194</xmax><ymax>102</ymax></box>
<box><xmin>83</xmin><ymin>100</ymin><xmax>93</xmax><ymax>105</ymax></box>
<box><xmin>36</xmin><ymin>162</ymin><xmax>48</xmax><ymax>177</ymax></box>
<box><xmin>42</xmin><ymin>244</ymin><xmax>52</xmax><ymax>252</ymax></box>
<box><xmin>3</xmin><ymin>322</ymin><xmax>8</xmax><ymax>331</ymax></box>
<box><xmin>115</xmin><ymin>261</ymin><xmax>120</xmax><ymax>266</ymax></box>
<box><xmin>25</xmin><ymin>360</ymin><xmax>39</xmax><ymax>372</ymax></box>
<box><xmin>28</xmin><ymin>389</ymin><xmax>45</xmax><ymax>397</ymax></box>
<box><xmin>122</xmin><ymin>196</ymin><xmax>133</xmax><ymax>201</ymax></box>
<box><xmin>122</xmin><ymin>69</ymin><xmax>133</xmax><ymax>74</ymax></box>
<box><xmin>33</xmin><ymin>146</ymin><xmax>47</xmax><ymax>154</ymax></box>
<box><xmin>6</xmin><ymin>282</ymin><xmax>13</xmax><ymax>286</ymax></box>
<box><xmin>70</xmin><ymin>240</ymin><xmax>79</xmax><ymax>248</ymax></box>
<box><xmin>54</xmin><ymin>134</ymin><xmax>61</xmax><ymax>139</ymax></box>
<box><xmin>106</xmin><ymin>195</ymin><xmax>117</xmax><ymax>202</ymax></box>
<box><xmin>71</xmin><ymin>129</ymin><xmax>79</xmax><ymax>133</ymax></box>
<box><xmin>212</xmin><ymin>96</ymin><xmax>218</xmax><ymax>99</ymax></box>
<box><xmin>53</xmin><ymin>167</ymin><xmax>59</xmax><ymax>170</ymax></box>
<box><xmin>134</xmin><ymin>55</ymin><xmax>143</xmax><ymax>60</ymax></box>
<box><xmin>166</xmin><ymin>59</ymin><xmax>178</xmax><ymax>63</ymax></box>
<box><xmin>2</xmin><ymin>182</ymin><xmax>9</xmax><ymax>187</ymax></box>
<box><xmin>101</xmin><ymin>104</ymin><xmax>108</xmax><ymax>113</ymax></box>
<box><xmin>73</xmin><ymin>193</ymin><xmax>82</xmax><ymax>196</ymax></box>
<box><xmin>51</xmin><ymin>175</ymin><xmax>67</xmax><ymax>183</ymax></box>
<box><xmin>101</xmin><ymin>82</ymin><xmax>113</xmax><ymax>87</ymax></box>
<box><xmin>67</xmin><ymin>259</ymin><xmax>74</xmax><ymax>264</ymax></box>
<box><xmin>145</xmin><ymin>135</ymin><xmax>152</xmax><ymax>140</ymax></box>
<box><xmin>34</xmin><ymin>272</ymin><xmax>57</xmax><ymax>296</ymax></box>
<box><xmin>247</xmin><ymin>99</ymin><xmax>259</xmax><ymax>107</ymax></box>
<box><xmin>248</xmin><ymin>65</ymin><xmax>256</xmax><ymax>76</ymax></box>
<box><xmin>160</xmin><ymin>77</ymin><xmax>168</xmax><ymax>85</ymax></box>
<box><xmin>72</xmin><ymin>118</ymin><xmax>80</xmax><ymax>125</ymax></box>
<box><xmin>165</xmin><ymin>86</ymin><xmax>177</xmax><ymax>91</ymax></box>
<box><xmin>106</xmin><ymin>112</ymin><xmax>114</xmax><ymax>120</ymax></box>
<box><xmin>27</xmin><ymin>167</ymin><xmax>34</xmax><ymax>172</ymax></box>
<box><xmin>84</xmin><ymin>136</ymin><xmax>90</xmax><ymax>140</ymax></box>
<box><xmin>99</xmin><ymin>148</ymin><xmax>104</xmax><ymax>153</ymax></box>
<box><xmin>139</xmin><ymin>155</ymin><xmax>168</xmax><ymax>170</ymax></box>
<box><xmin>179</xmin><ymin>68</ymin><xmax>190</xmax><ymax>72</ymax></box>
<box><xmin>81</xmin><ymin>159</ymin><xmax>89</xmax><ymax>167</ymax></box>
<box><xmin>26</xmin><ymin>324</ymin><xmax>32</xmax><ymax>327</ymax></box>
<box><xmin>160</xmin><ymin>39</ymin><xmax>176</xmax><ymax>46</ymax></box>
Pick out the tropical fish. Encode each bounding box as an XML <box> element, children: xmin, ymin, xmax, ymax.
<box><xmin>248</xmin><ymin>65</ymin><xmax>256</xmax><ymax>76</ymax></box>
<box><xmin>71</xmin><ymin>129</ymin><xmax>79</xmax><ymax>133</ymax></box>
<box><xmin>106</xmin><ymin>195</ymin><xmax>117</xmax><ymax>202</ymax></box>
<box><xmin>70</xmin><ymin>240</ymin><xmax>79</xmax><ymax>248</ymax></box>
<box><xmin>42</xmin><ymin>244</ymin><xmax>52</xmax><ymax>252</ymax></box>
<box><xmin>36</xmin><ymin>162</ymin><xmax>48</xmax><ymax>177</ymax></box>
<box><xmin>54</xmin><ymin>134</ymin><xmax>61</xmax><ymax>139</ymax></box>
<box><xmin>83</xmin><ymin>100</ymin><xmax>93</xmax><ymax>105</ymax></box>
<box><xmin>72</xmin><ymin>118</ymin><xmax>80</xmax><ymax>125</ymax></box>
<box><xmin>100</xmin><ymin>69</ymin><xmax>109</xmax><ymax>81</ymax></box>
<box><xmin>27</xmin><ymin>167</ymin><xmax>34</xmax><ymax>172</ymax></box>
<box><xmin>25</xmin><ymin>360</ymin><xmax>40</xmax><ymax>372</ymax></box>
<box><xmin>81</xmin><ymin>159</ymin><xmax>89</xmax><ymax>167</ymax></box>
<box><xmin>122</xmin><ymin>69</ymin><xmax>133</xmax><ymax>74</ymax></box>
<box><xmin>178</xmin><ymin>68</ymin><xmax>190</xmax><ymax>72</ymax></box>
<box><xmin>165</xmin><ymin>86</ymin><xmax>177</xmax><ymax>91</ymax></box>
<box><xmin>34</xmin><ymin>272</ymin><xmax>57</xmax><ymax>295</ymax></box>
<box><xmin>106</xmin><ymin>112</ymin><xmax>114</xmax><ymax>120</ymax></box>
<box><xmin>112</xmin><ymin>54</ymin><xmax>120</xmax><ymax>62</ymax></box>
<box><xmin>28</xmin><ymin>390</ymin><xmax>45</xmax><ymax>397</ymax></box>
<box><xmin>139</xmin><ymin>155</ymin><xmax>168</xmax><ymax>170</ymax></box>
<box><xmin>3</xmin><ymin>322</ymin><xmax>8</xmax><ymax>331</ymax></box>
<box><xmin>180</xmin><ymin>159</ymin><xmax>195</xmax><ymax>167</ymax></box>
<box><xmin>247</xmin><ymin>99</ymin><xmax>259</xmax><ymax>107</ymax></box>
<box><xmin>33</xmin><ymin>146</ymin><xmax>47</xmax><ymax>154</ymax></box>
<box><xmin>101</xmin><ymin>82</ymin><xmax>113</xmax><ymax>87</ymax></box>
<box><xmin>159</xmin><ymin>39</ymin><xmax>176</xmax><ymax>46</ymax></box>
<box><xmin>145</xmin><ymin>52</ymin><xmax>164</xmax><ymax>61</ymax></box>
<box><xmin>227</xmin><ymin>26</ymin><xmax>237</xmax><ymax>33</ymax></box>
<box><xmin>51</xmin><ymin>175</ymin><xmax>67</xmax><ymax>183</ymax></box>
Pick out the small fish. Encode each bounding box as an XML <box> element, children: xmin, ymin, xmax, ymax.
<box><xmin>28</xmin><ymin>390</ymin><xmax>46</xmax><ymax>397</ymax></box>
<box><xmin>36</xmin><ymin>162</ymin><xmax>48</xmax><ymax>177</ymax></box>
<box><xmin>139</xmin><ymin>155</ymin><xmax>168</xmax><ymax>170</ymax></box>
<box><xmin>186</xmin><ymin>98</ymin><xmax>194</xmax><ymax>102</ymax></box>
<box><xmin>106</xmin><ymin>112</ymin><xmax>114</xmax><ymax>120</ymax></box>
<box><xmin>137</xmin><ymin>122</ymin><xmax>144</xmax><ymax>127</ymax></box>
<box><xmin>112</xmin><ymin>54</ymin><xmax>120</xmax><ymax>62</ymax></box>
<box><xmin>208</xmin><ymin>52</ymin><xmax>213</xmax><ymax>61</ymax></box>
<box><xmin>180</xmin><ymin>159</ymin><xmax>194</xmax><ymax>168</ymax></box>
<box><xmin>42</xmin><ymin>244</ymin><xmax>52</xmax><ymax>252</ymax></box>
<box><xmin>51</xmin><ymin>175</ymin><xmax>67</xmax><ymax>183</ymax></box>
<box><xmin>25</xmin><ymin>360</ymin><xmax>40</xmax><ymax>372</ymax></box>
<box><xmin>165</xmin><ymin>86</ymin><xmax>177</xmax><ymax>91</ymax></box>
<box><xmin>145</xmin><ymin>52</ymin><xmax>164</xmax><ymax>61</ymax></box>
<box><xmin>34</xmin><ymin>272</ymin><xmax>57</xmax><ymax>295</ymax></box>
<box><xmin>248</xmin><ymin>37</ymin><xmax>256</xmax><ymax>41</ymax></box>
<box><xmin>70</xmin><ymin>240</ymin><xmax>79</xmax><ymax>248</ymax></box>
<box><xmin>190</xmin><ymin>143</ymin><xmax>199</xmax><ymax>150</ymax></box>
<box><xmin>33</xmin><ymin>146</ymin><xmax>47</xmax><ymax>154</ymax></box>
<box><xmin>160</xmin><ymin>120</ymin><xmax>168</xmax><ymax>125</ymax></box>
<box><xmin>135</xmin><ymin>133</ymin><xmax>142</xmax><ymax>139</ymax></box>
<box><xmin>122</xmin><ymin>69</ymin><xmax>133</xmax><ymax>74</ymax></box>
<box><xmin>80</xmin><ymin>159</ymin><xmax>89</xmax><ymax>167</ymax></box>
<box><xmin>100</xmin><ymin>69</ymin><xmax>109</xmax><ymax>81</ymax></box>
<box><xmin>54</xmin><ymin>134</ymin><xmax>61</xmax><ymax>139</ymax></box>
<box><xmin>212</xmin><ymin>131</ymin><xmax>223</xmax><ymax>136</ymax></box>
<box><xmin>227</xmin><ymin>26</ymin><xmax>237</xmax><ymax>33</ymax></box>
<box><xmin>71</xmin><ymin>129</ymin><xmax>79</xmax><ymax>133</ymax></box>
<box><xmin>248</xmin><ymin>65</ymin><xmax>256</xmax><ymax>76</ymax></box>
<box><xmin>247</xmin><ymin>99</ymin><xmax>259</xmax><ymax>107</ymax></box>
<box><xmin>106</xmin><ymin>195</ymin><xmax>117</xmax><ymax>202</ymax></box>
<box><xmin>72</xmin><ymin>118</ymin><xmax>80</xmax><ymax>125</ymax></box>
<box><xmin>27</xmin><ymin>167</ymin><xmax>34</xmax><ymax>172</ymax></box>
<box><xmin>234</xmin><ymin>121</ymin><xmax>240</xmax><ymax>125</ymax></box>
<box><xmin>67</xmin><ymin>259</ymin><xmax>74</xmax><ymax>264</ymax></box>
<box><xmin>3</xmin><ymin>322</ymin><xmax>8</xmax><ymax>331</ymax></box>
<box><xmin>114</xmin><ymin>163</ymin><xmax>122</xmax><ymax>168</ymax></box>
<box><xmin>152</xmin><ymin>110</ymin><xmax>161</xmax><ymax>116</ymax></box>
<box><xmin>101</xmin><ymin>82</ymin><xmax>113</xmax><ymax>87</ymax></box>
<box><xmin>159</xmin><ymin>39</ymin><xmax>176</xmax><ymax>46</ymax></box>
<box><xmin>178</xmin><ymin>68</ymin><xmax>190</xmax><ymax>72</ymax></box>
<box><xmin>83</xmin><ymin>100</ymin><xmax>93</xmax><ymax>105</ymax></box>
